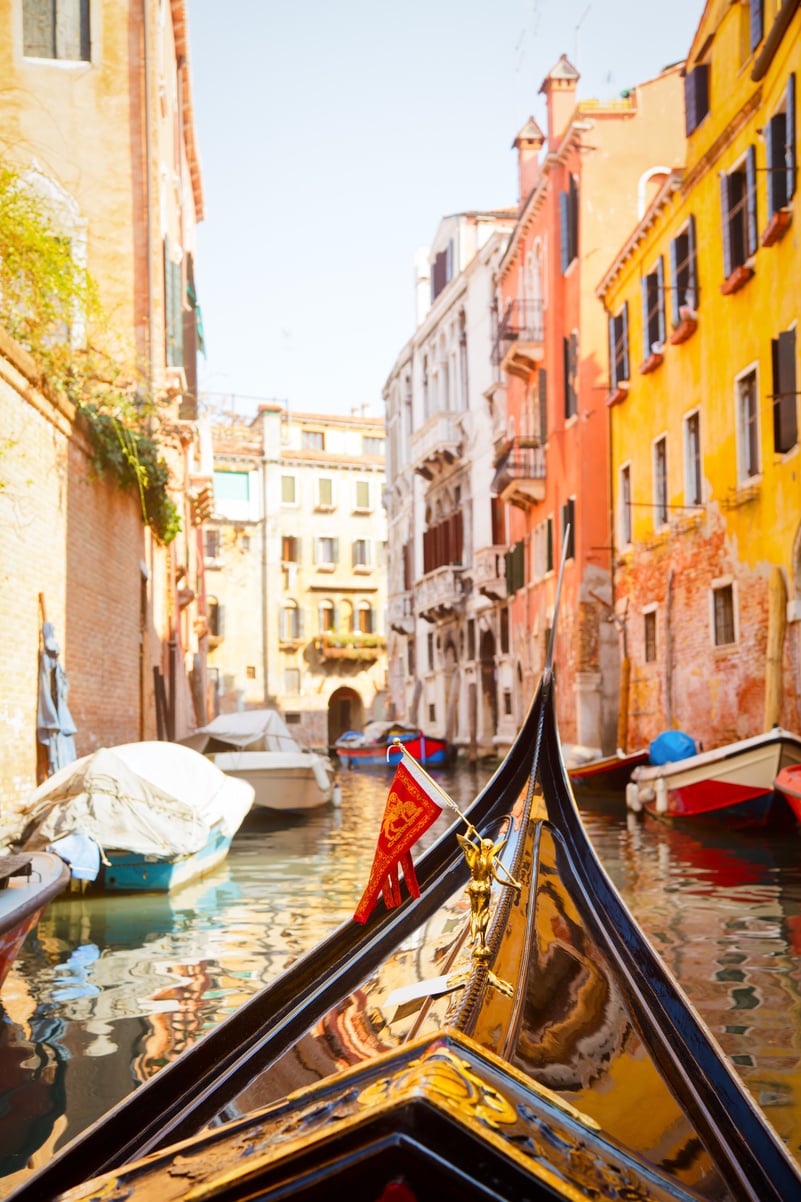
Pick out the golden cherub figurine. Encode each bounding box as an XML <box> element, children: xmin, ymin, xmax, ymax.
<box><xmin>457</xmin><ymin>829</ymin><xmax>521</xmax><ymax>961</ymax></box>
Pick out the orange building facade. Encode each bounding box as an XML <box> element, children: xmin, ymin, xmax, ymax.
<box><xmin>493</xmin><ymin>57</ymin><xmax>687</xmax><ymax>751</ymax></box>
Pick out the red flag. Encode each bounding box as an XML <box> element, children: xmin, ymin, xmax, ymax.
<box><xmin>353</xmin><ymin>752</ymin><xmax>450</xmax><ymax>923</ymax></box>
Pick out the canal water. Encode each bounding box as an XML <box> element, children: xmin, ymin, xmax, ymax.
<box><xmin>2</xmin><ymin>762</ymin><xmax>801</xmax><ymax>1195</ymax></box>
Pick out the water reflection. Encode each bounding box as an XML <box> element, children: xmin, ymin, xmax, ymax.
<box><xmin>1</xmin><ymin>765</ymin><xmax>800</xmax><ymax>1193</ymax></box>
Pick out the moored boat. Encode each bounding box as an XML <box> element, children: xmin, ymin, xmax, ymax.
<box><xmin>182</xmin><ymin>710</ymin><xmax>336</xmax><ymax>813</ymax></box>
<box><xmin>567</xmin><ymin>745</ymin><xmax>650</xmax><ymax>794</ymax></box>
<box><xmin>627</xmin><ymin>726</ymin><xmax>801</xmax><ymax>828</ymax></box>
<box><xmin>8</xmin><ymin>742</ymin><xmax>254</xmax><ymax>893</ymax></box>
<box><xmin>8</xmin><ymin>667</ymin><xmax>801</xmax><ymax>1202</ymax></box>
<box><xmin>773</xmin><ymin>761</ymin><xmax>801</xmax><ymax>824</ymax></box>
<box><xmin>0</xmin><ymin>851</ymin><xmax>70</xmax><ymax>989</ymax></box>
<box><xmin>335</xmin><ymin>721</ymin><xmax>451</xmax><ymax>769</ymax></box>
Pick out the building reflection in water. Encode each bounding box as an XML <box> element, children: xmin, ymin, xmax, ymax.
<box><xmin>1</xmin><ymin>765</ymin><xmax>800</xmax><ymax>1194</ymax></box>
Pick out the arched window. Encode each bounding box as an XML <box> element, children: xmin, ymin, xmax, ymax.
<box><xmin>280</xmin><ymin>601</ymin><xmax>302</xmax><ymax>640</ymax></box>
<box><xmin>358</xmin><ymin>601</ymin><xmax>374</xmax><ymax>634</ymax></box>
<box><xmin>319</xmin><ymin>600</ymin><xmax>336</xmax><ymax>633</ymax></box>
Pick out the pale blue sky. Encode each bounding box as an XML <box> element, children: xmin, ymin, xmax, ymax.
<box><xmin>188</xmin><ymin>0</ymin><xmax>704</xmax><ymax>418</ymax></box>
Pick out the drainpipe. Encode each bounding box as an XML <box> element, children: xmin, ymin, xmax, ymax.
<box><xmin>261</xmin><ymin>423</ymin><xmax>270</xmax><ymax>703</ymax></box>
<box><xmin>143</xmin><ymin>0</ymin><xmax>156</xmax><ymax>390</ymax></box>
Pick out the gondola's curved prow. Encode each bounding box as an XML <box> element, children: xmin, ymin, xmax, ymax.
<box><xmin>4</xmin><ymin>670</ymin><xmax>551</xmax><ymax>1202</ymax></box>
<box><xmin>530</xmin><ymin>667</ymin><xmax>801</xmax><ymax>1202</ymax></box>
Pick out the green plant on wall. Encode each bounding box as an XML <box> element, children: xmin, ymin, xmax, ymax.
<box><xmin>0</xmin><ymin>161</ymin><xmax>180</xmax><ymax>543</ymax></box>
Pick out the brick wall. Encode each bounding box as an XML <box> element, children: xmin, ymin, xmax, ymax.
<box><xmin>0</xmin><ymin>336</ymin><xmax>151</xmax><ymax>822</ymax></box>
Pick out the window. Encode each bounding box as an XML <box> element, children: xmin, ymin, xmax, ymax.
<box><xmin>654</xmin><ymin>437</ymin><xmax>668</xmax><ymax>526</ymax></box>
<box><xmin>407</xmin><ymin>640</ymin><xmax>415</xmax><ymax>674</ymax></box>
<box><xmin>354</xmin><ymin>480</ymin><xmax>371</xmax><ymax>511</ymax></box>
<box><xmin>207</xmin><ymin>596</ymin><xmax>223</xmax><ymax>639</ymax></box>
<box><xmin>772</xmin><ymin>328</ymin><xmax>798</xmax><ymax>454</ymax></box>
<box><xmin>684</xmin><ymin>412</ymin><xmax>702</xmax><ymax>506</ymax></box>
<box><xmin>280</xmin><ymin>602</ymin><xmax>303</xmax><ymax>641</ymax></box>
<box><xmin>737</xmin><ymin>368</ymin><xmax>760</xmax><ymax>481</ymax></box>
<box><xmin>684</xmin><ymin>63</ymin><xmax>709</xmax><ymax>135</ymax></box>
<box><xmin>284</xmin><ymin>669</ymin><xmax>301</xmax><ymax>694</ymax></box>
<box><xmin>363</xmin><ymin>436</ymin><xmax>385</xmax><ymax>456</ymax></box>
<box><xmin>560</xmin><ymin>175</ymin><xmax>579</xmax><ymax>272</ymax></box>
<box><xmin>357</xmin><ymin>602</ymin><xmax>374</xmax><ymax>634</ymax></box>
<box><xmin>431</xmin><ymin>239</ymin><xmax>454</xmax><ymax>302</ymax></box>
<box><xmin>352</xmin><ymin>538</ymin><xmax>372</xmax><ymax>569</ymax></box>
<box><xmin>561</xmin><ymin>497</ymin><xmax>575</xmax><ymax>560</ymax></box>
<box><xmin>315</xmin><ymin>537</ymin><xmax>338</xmax><ymax>567</ymax></box>
<box><xmin>164</xmin><ymin>239</ymin><xmax>184</xmax><ymax>368</ymax></box>
<box><xmin>713</xmin><ymin>584</ymin><xmax>736</xmax><ymax>646</ymax></box>
<box><xmin>302</xmin><ymin>430</ymin><xmax>324</xmax><ymax>451</ymax></box>
<box><xmin>563</xmin><ymin>331</ymin><xmax>578</xmax><ymax>419</ymax></box>
<box><xmin>204</xmin><ymin>528</ymin><xmax>221</xmax><ymax>560</ymax></box>
<box><xmin>281</xmin><ymin>475</ymin><xmax>296</xmax><ymax>504</ymax></box>
<box><xmin>319</xmin><ymin>601</ymin><xmax>335</xmax><ymax>633</ymax></box>
<box><xmin>620</xmin><ymin>464</ymin><xmax>632</xmax><ymax>546</ymax></box>
<box><xmin>213</xmin><ymin>470</ymin><xmax>252</xmax><ymax>521</ymax></box>
<box><xmin>670</xmin><ymin>217</ymin><xmax>699</xmax><ymax>322</ymax></box>
<box><xmin>749</xmin><ymin>0</ymin><xmax>763</xmax><ymax>53</ymax></box>
<box><xmin>766</xmin><ymin>76</ymin><xmax>797</xmax><ymax>218</ymax></box>
<box><xmin>641</xmin><ymin>258</ymin><xmax>666</xmax><ymax>362</ymax></box>
<box><xmin>282</xmin><ymin>535</ymin><xmax>300</xmax><ymax>563</ymax></box>
<box><xmin>23</xmin><ymin>0</ymin><xmax>90</xmax><ymax>61</ymax></box>
<box><xmin>644</xmin><ymin>610</ymin><xmax>657</xmax><ymax>663</ymax></box>
<box><xmin>427</xmin><ymin>632</ymin><xmax>435</xmax><ymax>669</ymax></box>
<box><xmin>467</xmin><ymin>618</ymin><xmax>475</xmax><ymax>661</ymax></box>
<box><xmin>246</xmin><ymin>665</ymin><xmax>256</xmax><ymax>679</ymax></box>
<box><xmin>537</xmin><ymin>368</ymin><xmax>548</xmax><ymax>442</ymax></box>
<box><xmin>608</xmin><ymin>303</ymin><xmax>630</xmax><ymax>389</ymax></box>
<box><xmin>505</xmin><ymin>540</ymin><xmax>525</xmax><ymax>595</ymax></box>
<box><xmin>721</xmin><ymin>150</ymin><xmax>758</xmax><ymax>278</ymax></box>
<box><xmin>316</xmin><ymin>477</ymin><xmax>334</xmax><ymax>509</ymax></box>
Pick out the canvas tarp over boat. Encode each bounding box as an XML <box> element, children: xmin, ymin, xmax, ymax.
<box><xmin>180</xmin><ymin>709</ymin><xmax>303</xmax><ymax>754</ymax></box>
<box><xmin>12</xmin><ymin>742</ymin><xmax>254</xmax><ymax>862</ymax></box>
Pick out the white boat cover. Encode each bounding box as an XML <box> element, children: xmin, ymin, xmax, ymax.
<box><xmin>13</xmin><ymin>742</ymin><xmax>255</xmax><ymax>860</ymax></box>
<box><xmin>180</xmin><ymin>709</ymin><xmax>303</xmax><ymax>754</ymax></box>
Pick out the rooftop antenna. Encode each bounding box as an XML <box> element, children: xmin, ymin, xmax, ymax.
<box><xmin>575</xmin><ymin>4</ymin><xmax>591</xmax><ymax>72</ymax></box>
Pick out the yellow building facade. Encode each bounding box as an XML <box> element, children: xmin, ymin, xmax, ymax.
<box><xmin>598</xmin><ymin>0</ymin><xmax>801</xmax><ymax>747</ymax></box>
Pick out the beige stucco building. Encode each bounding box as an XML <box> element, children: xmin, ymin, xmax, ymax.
<box><xmin>205</xmin><ymin>403</ymin><xmax>387</xmax><ymax>751</ymax></box>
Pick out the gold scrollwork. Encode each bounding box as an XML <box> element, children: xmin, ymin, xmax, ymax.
<box><xmin>358</xmin><ymin>1044</ymin><xmax>517</xmax><ymax>1129</ymax></box>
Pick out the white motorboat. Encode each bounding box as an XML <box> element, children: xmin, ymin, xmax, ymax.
<box><xmin>181</xmin><ymin>709</ymin><xmax>336</xmax><ymax>814</ymax></box>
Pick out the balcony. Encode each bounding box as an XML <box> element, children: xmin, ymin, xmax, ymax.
<box><xmin>492</xmin><ymin>438</ymin><xmax>546</xmax><ymax>509</ymax></box>
<box><xmin>416</xmin><ymin>564</ymin><xmax>467</xmax><ymax>623</ymax></box>
<box><xmin>494</xmin><ymin>299</ymin><xmax>544</xmax><ymax>380</ymax></box>
<box><xmin>411</xmin><ymin>411</ymin><xmax>462</xmax><ymax>480</ymax></box>
<box><xmin>315</xmin><ymin>634</ymin><xmax>386</xmax><ymax>661</ymax></box>
<box><xmin>473</xmin><ymin>546</ymin><xmax>508</xmax><ymax>601</ymax></box>
<box><xmin>388</xmin><ymin>590</ymin><xmax>414</xmax><ymax>635</ymax></box>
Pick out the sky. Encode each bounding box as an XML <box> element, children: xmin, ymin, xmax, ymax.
<box><xmin>187</xmin><ymin>0</ymin><xmax>704</xmax><ymax>419</ymax></box>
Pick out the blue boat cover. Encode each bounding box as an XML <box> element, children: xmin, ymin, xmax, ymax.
<box><xmin>649</xmin><ymin>729</ymin><xmax>698</xmax><ymax>766</ymax></box>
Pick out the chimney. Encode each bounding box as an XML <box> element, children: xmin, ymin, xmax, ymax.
<box><xmin>513</xmin><ymin>117</ymin><xmax>546</xmax><ymax>207</ymax></box>
<box><xmin>539</xmin><ymin>54</ymin><xmax>580</xmax><ymax>149</ymax></box>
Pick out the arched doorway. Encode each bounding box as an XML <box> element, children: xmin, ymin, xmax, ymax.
<box><xmin>479</xmin><ymin>628</ymin><xmax>497</xmax><ymax>750</ymax></box>
<box><xmin>328</xmin><ymin>687</ymin><xmax>363</xmax><ymax>747</ymax></box>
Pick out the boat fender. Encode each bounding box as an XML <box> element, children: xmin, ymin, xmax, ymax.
<box><xmin>312</xmin><ymin>759</ymin><xmax>331</xmax><ymax>792</ymax></box>
<box><xmin>655</xmin><ymin>777</ymin><xmax>668</xmax><ymax>815</ymax></box>
<box><xmin>625</xmin><ymin>782</ymin><xmax>642</xmax><ymax>813</ymax></box>
<box><xmin>332</xmin><ymin>782</ymin><xmax>342</xmax><ymax>808</ymax></box>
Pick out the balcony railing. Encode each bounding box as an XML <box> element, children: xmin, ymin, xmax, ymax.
<box><xmin>473</xmin><ymin>546</ymin><xmax>508</xmax><ymax>601</ymax></box>
<box><xmin>388</xmin><ymin>590</ymin><xmax>414</xmax><ymax>635</ymax></box>
<box><xmin>492</xmin><ymin>438</ymin><xmax>546</xmax><ymax>509</ymax></box>
<box><xmin>493</xmin><ymin>299</ymin><xmax>544</xmax><ymax>378</ymax></box>
<box><xmin>410</xmin><ymin>411</ymin><xmax>462</xmax><ymax>480</ymax></box>
<box><xmin>315</xmin><ymin>634</ymin><xmax>387</xmax><ymax>661</ymax></box>
<box><xmin>416</xmin><ymin>564</ymin><xmax>466</xmax><ymax>622</ymax></box>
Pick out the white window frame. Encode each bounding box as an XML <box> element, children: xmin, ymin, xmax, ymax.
<box><xmin>710</xmin><ymin>575</ymin><xmax>738</xmax><ymax>647</ymax></box>
<box><xmin>683</xmin><ymin>409</ymin><xmax>703</xmax><ymax>507</ymax></box>
<box><xmin>735</xmin><ymin>362</ymin><xmax>761</xmax><ymax>485</ymax></box>
<box><xmin>652</xmin><ymin>435</ymin><xmax>669</xmax><ymax>529</ymax></box>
